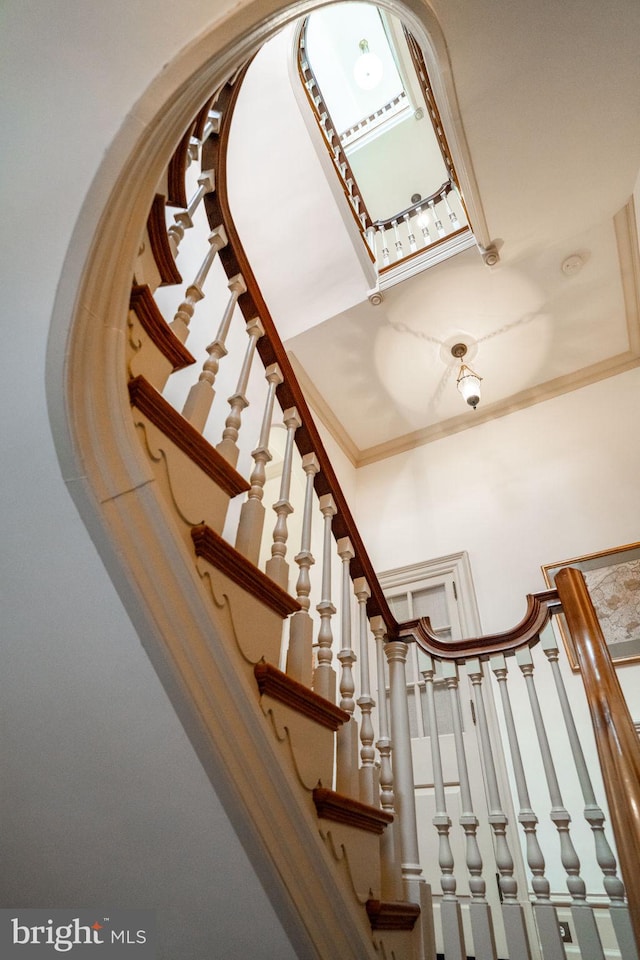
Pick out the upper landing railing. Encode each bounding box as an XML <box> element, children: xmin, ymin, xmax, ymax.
<box><xmin>127</xmin><ymin>58</ymin><xmax>639</xmax><ymax>960</ymax></box>
<box><xmin>297</xmin><ymin>23</ymin><xmax>475</xmax><ymax>279</ymax></box>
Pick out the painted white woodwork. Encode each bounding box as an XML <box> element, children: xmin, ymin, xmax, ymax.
<box><xmin>490</xmin><ymin>654</ymin><xmax>566</xmax><ymax>960</ymax></box>
<box><xmin>443</xmin><ymin>659</ymin><xmax>497</xmax><ymax>960</ymax></box>
<box><xmin>235</xmin><ymin>362</ymin><xmax>283</xmax><ymax>563</ymax></box>
<box><xmin>170</xmin><ymin>225</ymin><xmax>228</xmax><ymax>343</ymax></box>
<box><xmin>371</xmin><ymin>616</ymin><xmax>403</xmax><ymax>902</ymax></box>
<box><xmin>169</xmin><ymin>169</ymin><xmax>215</xmax><ymax>253</ymax></box>
<box><xmin>265</xmin><ymin>406</ymin><xmax>301</xmax><ymax>591</ymax></box>
<box><xmin>216</xmin><ymin>317</ymin><xmax>265</xmax><ymax>467</ymax></box>
<box><xmin>286</xmin><ymin>452</ymin><xmax>320</xmax><ymax>686</ymax></box>
<box><xmin>541</xmin><ymin>635</ymin><xmax>637</xmax><ymax>960</ymax></box>
<box><xmin>182</xmin><ymin>273</ymin><xmax>247</xmax><ymax>431</ymax></box>
<box><xmin>467</xmin><ymin>657</ymin><xmax>526</xmax><ymax>960</ymax></box>
<box><xmin>422</xmin><ymin>654</ymin><xmax>466</xmax><ymax>960</ymax></box>
<box><xmin>354</xmin><ymin>577</ymin><xmax>376</xmax><ymax>805</ymax></box>
<box><xmin>384</xmin><ymin>640</ymin><xmax>425</xmax><ymax>903</ymax></box>
<box><xmin>336</xmin><ymin>536</ymin><xmax>359</xmax><ymax>798</ymax></box>
<box><xmin>515</xmin><ymin>647</ymin><xmax>608</xmax><ymax>960</ymax></box>
<box><xmin>313</xmin><ymin>493</ymin><xmax>337</xmax><ymax>702</ymax></box>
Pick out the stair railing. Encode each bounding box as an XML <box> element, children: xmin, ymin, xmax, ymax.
<box><xmin>127</xmin><ymin>56</ymin><xmax>638</xmax><ymax>960</ymax></box>
<box><xmin>397</xmin><ymin>589</ymin><xmax>639</xmax><ymax>960</ymax></box>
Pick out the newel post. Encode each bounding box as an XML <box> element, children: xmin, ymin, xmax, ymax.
<box><xmin>555</xmin><ymin>567</ymin><xmax>640</xmax><ymax>953</ymax></box>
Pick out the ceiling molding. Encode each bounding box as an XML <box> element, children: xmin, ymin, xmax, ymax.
<box><xmin>292</xmin><ymin>198</ymin><xmax>640</xmax><ymax>468</ymax></box>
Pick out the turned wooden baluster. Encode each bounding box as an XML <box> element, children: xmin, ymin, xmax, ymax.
<box><xmin>182</xmin><ymin>273</ymin><xmax>247</xmax><ymax>431</ymax></box>
<box><xmin>555</xmin><ymin>567</ymin><xmax>640</xmax><ymax>957</ymax></box>
<box><xmin>170</xmin><ymin>226</ymin><xmax>228</xmax><ymax>343</ymax></box>
<box><xmin>384</xmin><ymin>640</ymin><xmax>425</xmax><ymax>904</ymax></box>
<box><xmin>428</xmin><ymin>199</ymin><xmax>445</xmax><ymax>239</ymax></box>
<box><xmin>286</xmin><ymin>453</ymin><xmax>320</xmax><ymax>687</ymax></box>
<box><xmin>441</xmin><ymin>189</ymin><xmax>460</xmax><ymax>230</ymax></box>
<box><xmin>354</xmin><ymin>578</ymin><xmax>375</xmax><ymax>805</ymax></box>
<box><xmin>378</xmin><ymin>225</ymin><xmax>390</xmax><ymax>267</ymax></box>
<box><xmin>336</xmin><ymin>537</ymin><xmax>359</xmax><ymax>798</ymax></box>
<box><xmin>216</xmin><ymin>318</ymin><xmax>264</xmax><ymax>468</ymax></box>
<box><xmin>372</xmin><ymin>617</ymin><xmax>402</xmax><ymax>901</ymax></box>
<box><xmin>391</xmin><ymin>219</ymin><xmax>403</xmax><ymax>260</ymax></box>
<box><xmin>443</xmin><ymin>660</ymin><xmax>496</xmax><ymax>960</ymax></box>
<box><xmin>422</xmin><ymin>655</ymin><xmax>466</xmax><ymax>960</ymax></box>
<box><xmin>541</xmin><ymin>627</ymin><xmax>638</xmax><ymax>960</ymax></box>
<box><xmin>490</xmin><ymin>653</ymin><xmax>566</xmax><ymax>960</ymax></box>
<box><xmin>516</xmin><ymin>645</ymin><xmax>605</xmax><ymax>960</ymax></box>
<box><xmin>313</xmin><ymin>494</ymin><xmax>337</xmax><ymax>702</ymax></box>
<box><xmin>416</xmin><ymin>207</ymin><xmax>431</xmax><ymax>247</ymax></box>
<box><xmin>234</xmin><ymin>362</ymin><xmax>283</xmax><ymax>563</ymax></box>
<box><xmin>168</xmin><ymin>169</ymin><xmax>215</xmax><ymax>253</ymax></box>
<box><xmin>404</xmin><ymin>213</ymin><xmax>417</xmax><ymax>253</ymax></box>
<box><xmin>264</xmin><ymin>407</ymin><xmax>301</xmax><ymax>591</ymax></box>
<box><xmin>467</xmin><ymin>658</ymin><xmax>529</xmax><ymax>960</ymax></box>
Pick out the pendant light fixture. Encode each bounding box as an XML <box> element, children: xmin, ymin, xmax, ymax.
<box><xmin>451</xmin><ymin>343</ymin><xmax>482</xmax><ymax>410</ymax></box>
<box><xmin>353</xmin><ymin>39</ymin><xmax>384</xmax><ymax>90</ymax></box>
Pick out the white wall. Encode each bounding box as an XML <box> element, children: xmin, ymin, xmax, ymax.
<box><xmin>355</xmin><ymin>368</ymin><xmax>640</xmax><ymax>636</ymax></box>
<box><xmin>1</xmin><ymin>2</ymin><xmax>299</xmax><ymax>956</ymax></box>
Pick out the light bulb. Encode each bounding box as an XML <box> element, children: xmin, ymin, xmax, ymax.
<box><xmin>353</xmin><ymin>39</ymin><xmax>383</xmax><ymax>90</ymax></box>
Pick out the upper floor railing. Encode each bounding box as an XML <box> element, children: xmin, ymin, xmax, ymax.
<box><xmin>127</xmin><ymin>55</ymin><xmax>639</xmax><ymax>960</ymax></box>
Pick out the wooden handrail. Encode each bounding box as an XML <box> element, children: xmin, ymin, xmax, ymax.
<box><xmin>555</xmin><ymin>567</ymin><xmax>640</xmax><ymax>949</ymax></box>
<box><xmin>370</xmin><ymin>179</ymin><xmax>454</xmax><ymax>232</ymax></box>
<box><xmin>398</xmin><ymin>589</ymin><xmax>561</xmax><ymax>660</ymax></box>
<box><xmin>198</xmin><ymin>71</ymin><xmax>397</xmax><ymax>633</ymax></box>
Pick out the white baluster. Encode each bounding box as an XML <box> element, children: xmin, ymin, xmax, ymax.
<box><xmin>442</xmin><ymin>189</ymin><xmax>460</xmax><ymax>230</ymax></box>
<box><xmin>428</xmin><ymin>200</ymin><xmax>445</xmax><ymax>239</ymax></box>
<box><xmin>378</xmin><ymin>226</ymin><xmax>390</xmax><ymax>267</ymax></box>
<box><xmin>489</xmin><ymin>654</ymin><xmax>566</xmax><ymax>960</ymax></box>
<box><xmin>201</xmin><ymin>109</ymin><xmax>222</xmax><ymax>142</ymax></box>
<box><xmin>264</xmin><ymin>406</ymin><xmax>301</xmax><ymax>591</ymax></box>
<box><xmin>391</xmin><ymin>219</ymin><xmax>403</xmax><ymax>260</ymax></box>
<box><xmin>182</xmin><ymin>273</ymin><xmax>246</xmax><ymax>431</ymax></box>
<box><xmin>335</xmin><ymin>538</ymin><xmax>359</xmax><ymax>798</ymax></box>
<box><xmin>422</xmin><ymin>657</ymin><xmax>466</xmax><ymax>960</ymax></box>
<box><xmin>416</xmin><ymin>206</ymin><xmax>431</xmax><ymax>247</ymax></box>
<box><xmin>313</xmin><ymin>494</ymin><xmax>337</xmax><ymax>702</ymax></box>
<box><xmin>384</xmin><ymin>640</ymin><xmax>424</xmax><ymax>903</ymax></box>
<box><xmin>404</xmin><ymin>213</ymin><xmax>417</xmax><ymax>253</ymax></box>
<box><xmin>234</xmin><ymin>363</ymin><xmax>283</xmax><ymax>563</ymax></box>
<box><xmin>170</xmin><ymin>226</ymin><xmax>228</xmax><ymax>343</ymax></box>
<box><xmin>467</xmin><ymin>658</ymin><xmax>528</xmax><ymax>960</ymax></box>
<box><xmin>541</xmin><ymin>634</ymin><xmax>631</xmax><ymax>959</ymax></box>
<box><xmin>516</xmin><ymin>645</ymin><xmax>597</xmax><ymax>957</ymax></box>
<box><xmin>216</xmin><ymin>317</ymin><xmax>264</xmax><ymax>468</ymax></box>
<box><xmin>354</xmin><ymin>578</ymin><xmax>375</xmax><ymax>805</ymax></box>
<box><xmin>168</xmin><ymin>169</ymin><xmax>215</xmax><ymax>253</ymax></box>
<box><xmin>286</xmin><ymin>453</ymin><xmax>320</xmax><ymax>687</ymax></box>
<box><xmin>443</xmin><ymin>660</ymin><xmax>496</xmax><ymax>960</ymax></box>
<box><xmin>372</xmin><ymin>617</ymin><xmax>403</xmax><ymax>901</ymax></box>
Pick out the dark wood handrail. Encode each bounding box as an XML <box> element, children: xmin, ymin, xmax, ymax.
<box><xmin>398</xmin><ymin>589</ymin><xmax>561</xmax><ymax>659</ymax></box>
<box><xmin>197</xmin><ymin>70</ymin><xmax>397</xmax><ymax>633</ymax></box>
<box><xmin>370</xmin><ymin>179</ymin><xmax>454</xmax><ymax>232</ymax></box>
<box><xmin>555</xmin><ymin>567</ymin><xmax>640</xmax><ymax>949</ymax></box>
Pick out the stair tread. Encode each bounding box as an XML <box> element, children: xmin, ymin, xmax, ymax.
<box><xmin>147</xmin><ymin>193</ymin><xmax>182</xmax><ymax>285</ymax></box>
<box><xmin>255</xmin><ymin>661</ymin><xmax>350</xmax><ymax>731</ymax></box>
<box><xmin>130</xmin><ymin>285</ymin><xmax>195</xmax><ymax>371</ymax></box>
<box><xmin>365</xmin><ymin>899</ymin><xmax>420</xmax><ymax>931</ymax></box>
<box><xmin>313</xmin><ymin>786</ymin><xmax>393</xmax><ymax>834</ymax></box>
<box><xmin>128</xmin><ymin>375</ymin><xmax>249</xmax><ymax>497</ymax></box>
<box><xmin>192</xmin><ymin>525</ymin><xmax>300</xmax><ymax>620</ymax></box>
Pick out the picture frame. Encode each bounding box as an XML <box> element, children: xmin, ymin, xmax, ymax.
<box><xmin>542</xmin><ymin>542</ymin><xmax>640</xmax><ymax>670</ymax></box>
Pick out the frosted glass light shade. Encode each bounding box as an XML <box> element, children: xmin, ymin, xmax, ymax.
<box><xmin>353</xmin><ymin>40</ymin><xmax>383</xmax><ymax>90</ymax></box>
<box><xmin>456</xmin><ymin>364</ymin><xmax>482</xmax><ymax>409</ymax></box>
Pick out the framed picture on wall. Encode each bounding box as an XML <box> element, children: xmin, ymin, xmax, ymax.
<box><xmin>542</xmin><ymin>542</ymin><xmax>640</xmax><ymax>670</ymax></box>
